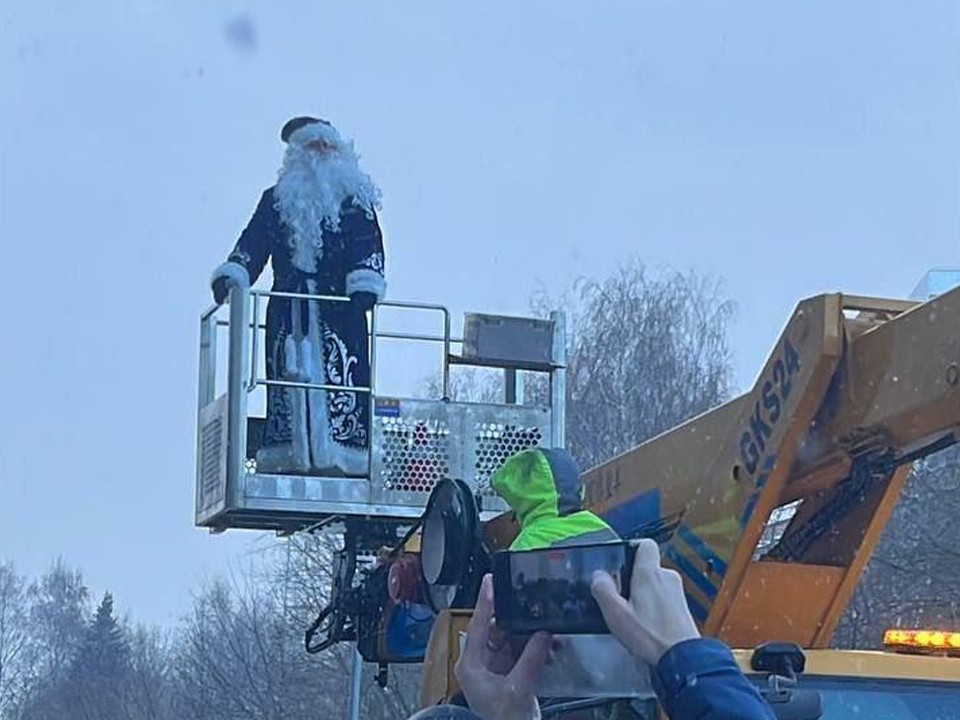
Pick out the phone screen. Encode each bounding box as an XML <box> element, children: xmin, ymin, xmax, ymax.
<box><xmin>492</xmin><ymin>541</ymin><xmax>633</xmax><ymax>634</ymax></box>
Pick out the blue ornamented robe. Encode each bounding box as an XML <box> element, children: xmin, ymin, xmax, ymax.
<box><xmin>215</xmin><ymin>187</ymin><xmax>386</xmax><ymax>475</ymax></box>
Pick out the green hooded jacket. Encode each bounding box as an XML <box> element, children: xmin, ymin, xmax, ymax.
<box><xmin>490</xmin><ymin>448</ymin><xmax>618</xmax><ymax>550</ymax></box>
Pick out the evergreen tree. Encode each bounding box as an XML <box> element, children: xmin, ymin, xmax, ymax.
<box><xmin>74</xmin><ymin>592</ymin><xmax>129</xmax><ymax>679</ymax></box>
<box><xmin>52</xmin><ymin>592</ymin><xmax>133</xmax><ymax>719</ymax></box>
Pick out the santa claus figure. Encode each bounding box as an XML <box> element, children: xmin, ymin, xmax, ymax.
<box><xmin>211</xmin><ymin>116</ymin><xmax>386</xmax><ymax>476</ymax></box>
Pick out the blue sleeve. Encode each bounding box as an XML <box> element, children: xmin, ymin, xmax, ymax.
<box><xmin>342</xmin><ymin>207</ymin><xmax>386</xmax><ymax>300</ymax></box>
<box><xmin>652</xmin><ymin>638</ymin><xmax>776</xmax><ymax>720</ymax></box>
<box><xmin>226</xmin><ymin>189</ymin><xmax>277</xmax><ymax>286</ymax></box>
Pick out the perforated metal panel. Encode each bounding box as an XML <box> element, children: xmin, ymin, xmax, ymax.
<box><xmin>474</xmin><ymin>423</ymin><xmax>544</xmax><ymax>496</ymax></box>
<box><xmin>371</xmin><ymin>398</ymin><xmax>552</xmax><ymax>510</ymax></box>
<box><xmin>372</xmin><ymin>400</ymin><xmax>463</xmax><ymax>505</ymax></box>
<box><xmin>379</xmin><ymin>416</ymin><xmax>452</xmax><ymax>493</ymax></box>
<box><xmin>197</xmin><ymin>396</ymin><xmax>556</xmax><ymax>528</ymax></box>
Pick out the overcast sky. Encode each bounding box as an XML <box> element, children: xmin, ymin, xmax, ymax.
<box><xmin>1</xmin><ymin>1</ymin><xmax>958</xmax><ymax>626</ymax></box>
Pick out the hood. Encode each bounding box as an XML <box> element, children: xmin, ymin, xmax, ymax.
<box><xmin>490</xmin><ymin>448</ymin><xmax>585</xmax><ymax>529</ymax></box>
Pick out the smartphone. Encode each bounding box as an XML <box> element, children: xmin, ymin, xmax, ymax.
<box><xmin>491</xmin><ymin>541</ymin><xmax>636</xmax><ymax>634</ymax></box>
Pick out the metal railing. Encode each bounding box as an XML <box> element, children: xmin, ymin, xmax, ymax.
<box><xmin>204</xmin><ymin>291</ymin><xmax>457</xmax><ymax>394</ymax></box>
<box><xmin>199</xmin><ymin>282</ymin><xmax>466</xmax><ymax>486</ymax></box>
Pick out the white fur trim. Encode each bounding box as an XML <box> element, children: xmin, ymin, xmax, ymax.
<box><xmin>299</xmin><ymin>336</ymin><xmax>317</xmax><ymax>382</ymax></box>
<box><xmin>282</xmin><ymin>335</ymin><xmax>308</xmax><ymax>383</ymax></box>
<box><xmin>211</xmin><ymin>261</ymin><xmax>250</xmax><ymax>290</ymax></box>
<box><xmin>288</xmin><ymin>121</ymin><xmax>344</xmax><ymax>149</ymax></box>
<box><xmin>346</xmin><ymin>269</ymin><xmax>386</xmax><ymax>299</ymax></box>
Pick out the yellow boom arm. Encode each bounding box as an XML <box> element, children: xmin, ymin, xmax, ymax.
<box><xmin>486</xmin><ymin>288</ymin><xmax>959</xmax><ymax>647</ymax></box>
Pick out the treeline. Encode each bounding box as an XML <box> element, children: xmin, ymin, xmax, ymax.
<box><xmin>0</xmin><ymin>542</ymin><xmax>419</xmax><ymax>720</ymax></box>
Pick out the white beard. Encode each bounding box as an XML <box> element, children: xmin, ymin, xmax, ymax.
<box><xmin>274</xmin><ymin>124</ymin><xmax>381</xmax><ymax>273</ymax></box>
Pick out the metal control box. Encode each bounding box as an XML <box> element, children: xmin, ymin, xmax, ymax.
<box><xmin>461</xmin><ymin>314</ymin><xmax>556</xmax><ymax>369</ymax></box>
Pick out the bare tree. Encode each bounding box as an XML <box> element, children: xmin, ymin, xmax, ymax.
<box><xmin>0</xmin><ymin>560</ymin><xmax>91</xmax><ymax>720</ymax></box>
<box><xmin>24</xmin><ymin>559</ymin><xmax>89</xmax><ymax>688</ymax></box>
<box><xmin>169</xmin><ymin>534</ymin><xmax>424</xmax><ymax>720</ymax></box>
<box><xmin>173</xmin><ymin>572</ymin><xmax>322</xmax><ymax>720</ymax></box>
<box><xmin>539</xmin><ymin>261</ymin><xmax>734</xmax><ymax>470</ymax></box>
<box><xmin>0</xmin><ymin>563</ymin><xmax>29</xmax><ymax>717</ymax></box>
<box><xmin>422</xmin><ymin>366</ymin><xmax>505</xmax><ymax>404</ymax></box>
<box><xmin>422</xmin><ymin>259</ymin><xmax>736</xmax><ymax>472</ymax></box>
<box><xmin>121</xmin><ymin>625</ymin><xmax>177</xmax><ymax>720</ymax></box>
<box><xmin>834</xmin><ymin>446</ymin><xmax>960</xmax><ymax>648</ymax></box>
<box><xmin>271</xmin><ymin>532</ymin><xmax>422</xmax><ymax>720</ymax></box>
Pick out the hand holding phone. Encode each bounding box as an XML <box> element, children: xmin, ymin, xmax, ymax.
<box><xmin>492</xmin><ymin>541</ymin><xmax>637</xmax><ymax>635</ymax></box>
<box><xmin>590</xmin><ymin>539</ymin><xmax>701</xmax><ymax>664</ymax></box>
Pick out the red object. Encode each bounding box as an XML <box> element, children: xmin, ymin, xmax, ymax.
<box><xmin>388</xmin><ymin>555</ymin><xmax>423</xmax><ymax>603</ymax></box>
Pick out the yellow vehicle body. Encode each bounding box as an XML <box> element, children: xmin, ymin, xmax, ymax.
<box><xmin>417</xmin><ymin>286</ymin><xmax>960</xmax><ymax>713</ymax></box>
<box><xmin>485</xmin><ymin>288</ymin><xmax>960</xmax><ymax>650</ymax></box>
<box><xmin>420</xmin><ymin>610</ymin><xmax>960</xmax><ymax>717</ymax></box>
<box><xmin>732</xmin><ymin>648</ymin><xmax>960</xmax><ymax>682</ymax></box>
<box><xmin>728</xmin><ymin>650</ymin><xmax>960</xmax><ymax>720</ymax></box>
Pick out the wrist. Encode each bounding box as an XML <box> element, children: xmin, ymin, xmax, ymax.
<box><xmin>652</xmin><ymin>637</ymin><xmax>732</xmax><ymax>699</ymax></box>
<box><xmin>651</xmin><ymin>630</ymin><xmax>701</xmax><ymax>664</ymax></box>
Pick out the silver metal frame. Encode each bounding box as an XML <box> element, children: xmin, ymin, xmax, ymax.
<box><xmin>196</xmin><ymin>282</ymin><xmax>566</xmax><ymax>532</ymax></box>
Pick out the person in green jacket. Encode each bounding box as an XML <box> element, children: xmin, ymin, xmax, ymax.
<box><xmin>490</xmin><ymin>447</ymin><xmax>618</xmax><ymax>550</ymax></box>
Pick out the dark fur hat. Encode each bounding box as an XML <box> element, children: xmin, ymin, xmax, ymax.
<box><xmin>280</xmin><ymin>116</ymin><xmax>332</xmax><ymax>143</ymax></box>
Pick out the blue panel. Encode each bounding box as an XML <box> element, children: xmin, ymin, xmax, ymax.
<box><xmin>739</xmin><ymin>491</ymin><xmax>760</xmax><ymax>529</ymax></box>
<box><xmin>685</xmin><ymin>592</ymin><xmax>709</xmax><ymax>624</ymax></box>
<box><xmin>676</xmin><ymin>525</ymin><xmax>729</xmax><ymax>577</ymax></box>
<box><xmin>739</xmin><ymin>455</ymin><xmax>776</xmax><ymax>527</ymax></box>
<box><xmin>384</xmin><ymin>604</ymin><xmax>434</xmax><ymax>659</ymax></box>
<box><xmin>664</xmin><ymin>545</ymin><xmax>718</xmax><ymax>600</ymax></box>
<box><xmin>600</xmin><ymin>489</ymin><xmax>661</xmax><ymax>538</ymax></box>
<box><xmin>374</xmin><ymin>398</ymin><xmax>401</xmax><ymax>417</ymax></box>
